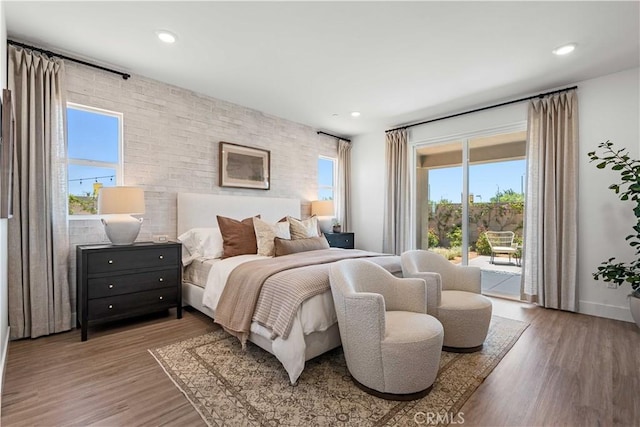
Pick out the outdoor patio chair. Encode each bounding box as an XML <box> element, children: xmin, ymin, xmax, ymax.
<box><xmin>484</xmin><ymin>231</ymin><xmax>518</xmax><ymax>264</ymax></box>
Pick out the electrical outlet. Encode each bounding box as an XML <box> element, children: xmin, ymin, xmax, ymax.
<box><xmin>606</xmin><ymin>282</ymin><xmax>617</xmax><ymax>289</ymax></box>
<box><xmin>153</xmin><ymin>234</ymin><xmax>168</xmax><ymax>243</ymax></box>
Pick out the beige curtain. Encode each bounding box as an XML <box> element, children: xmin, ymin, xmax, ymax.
<box><xmin>383</xmin><ymin>129</ymin><xmax>409</xmax><ymax>255</ymax></box>
<box><xmin>8</xmin><ymin>46</ymin><xmax>72</xmax><ymax>339</ymax></box>
<box><xmin>336</xmin><ymin>139</ymin><xmax>351</xmax><ymax>231</ymax></box>
<box><xmin>522</xmin><ymin>90</ymin><xmax>578</xmax><ymax>311</ymax></box>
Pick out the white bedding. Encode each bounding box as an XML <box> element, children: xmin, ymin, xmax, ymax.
<box><xmin>198</xmin><ymin>254</ymin><xmax>338</xmax><ymax>384</ymax></box>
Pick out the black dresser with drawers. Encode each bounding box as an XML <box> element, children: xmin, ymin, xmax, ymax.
<box><xmin>76</xmin><ymin>242</ymin><xmax>182</xmax><ymax>341</ymax></box>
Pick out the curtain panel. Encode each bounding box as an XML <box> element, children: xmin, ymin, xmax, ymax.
<box><xmin>336</xmin><ymin>139</ymin><xmax>351</xmax><ymax>231</ymax></box>
<box><xmin>383</xmin><ymin>129</ymin><xmax>409</xmax><ymax>255</ymax></box>
<box><xmin>522</xmin><ymin>90</ymin><xmax>579</xmax><ymax>311</ymax></box>
<box><xmin>8</xmin><ymin>46</ymin><xmax>72</xmax><ymax>339</ymax></box>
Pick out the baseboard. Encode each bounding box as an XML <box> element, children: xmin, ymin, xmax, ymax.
<box><xmin>579</xmin><ymin>300</ymin><xmax>634</xmax><ymax>323</ymax></box>
<box><xmin>0</xmin><ymin>326</ymin><xmax>10</xmax><ymax>416</ymax></box>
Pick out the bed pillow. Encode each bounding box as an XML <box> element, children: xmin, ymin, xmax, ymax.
<box><xmin>287</xmin><ymin>215</ymin><xmax>320</xmax><ymax>239</ymax></box>
<box><xmin>274</xmin><ymin>235</ymin><xmax>330</xmax><ymax>257</ymax></box>
<box><xmin>217</xmin><ymin>215</ymin><xmax>261</xmax><ymax>259</ymax></box>
<box><xmin>253</xmin><ymin>217</ymin><xmax>291</xmax><ymax>256</ymax></box>
<box><xmin>177</xmin><ymin>227</ymin><xmax>224</xmax><ymax>265</ymax></box>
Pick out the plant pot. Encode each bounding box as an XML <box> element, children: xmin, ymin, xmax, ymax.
<box><xmin>332</xmin><ymin>226</ymin><xmax>341</xmax><ymax>233</ymax></box>
<box><xmin>629</xmin><ymin>295</ymin><xmax>640</xmax><ymax>329</ymax></box>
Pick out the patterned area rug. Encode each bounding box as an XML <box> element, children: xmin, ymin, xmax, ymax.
<box><xmin>150</xmin><ymin>316</ymin><xmax>528</xmax><ymax>426</ymax></box>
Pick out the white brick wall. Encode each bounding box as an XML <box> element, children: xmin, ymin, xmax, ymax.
<box><xmin>66</xmin><ymin>62</ymin><xmax>337</xmax><ymax>308</ymax></box>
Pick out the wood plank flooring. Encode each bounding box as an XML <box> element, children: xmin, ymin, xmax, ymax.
<box><xmin>1</xmin><ymin>299</ymin><xmax>639</xmax><ymax>426</ymax></box>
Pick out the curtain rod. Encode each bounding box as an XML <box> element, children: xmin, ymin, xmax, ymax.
<box><xmin>385</xmin><ymin>85</ymin><xmax>578</xmax><ymax>133</ymax></box>
<box><xmin>8</xmin><ymin>39</ymin><xmax>131</xmax><ymax>80</ymax></box>
<box><xmin>317</xmin><ymin>131</ymin><xmax>351</xmax><ymax>142</ymax></box>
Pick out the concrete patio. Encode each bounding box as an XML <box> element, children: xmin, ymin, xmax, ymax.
<box><xmin>469</xmin><ymin>255</ymin><xmax>522</xmax><ymax>300</ymax></box>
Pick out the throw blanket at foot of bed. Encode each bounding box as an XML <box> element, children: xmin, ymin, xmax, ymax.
<box><xmin>214</xmin><ymin>249</ymin><xmax>400</xmax><ymax>345</ymax></box>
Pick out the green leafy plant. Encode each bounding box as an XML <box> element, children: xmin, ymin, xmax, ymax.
<box><xmin>474</xmin><ymin>227</ymin><xmax>492</xmax><ymax>255</ymax></box>
<box><xmin>427</xmin><ymin>228</ymin><xmax>439</xmax><ymax>248</ymax></box>
<box><xmin>447</xmin><ymin>226</ymin><xmax>463</xmax><ymax>248</ymax></box>
<box><xmin>588</xmin><ymin>141</ymin><xmax>640</xmax><ymax>297</ymax></box>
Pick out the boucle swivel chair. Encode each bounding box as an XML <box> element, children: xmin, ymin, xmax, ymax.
<box><xmin>401</xmin><ymin>250</ymin><xmax>492</xmax><ymax>352</ymax></box>
<box><xmin>329</xmin><ymin>259</ymin><xmax>443</xmax><ymax>400</ymax></box>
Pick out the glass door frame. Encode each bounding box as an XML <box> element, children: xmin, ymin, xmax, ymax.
<box><xmin>408</xmin><ymin>122</ymin><xmax>527</xmax><ymax>260</ymax></box>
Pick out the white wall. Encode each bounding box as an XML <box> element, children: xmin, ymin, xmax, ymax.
<box><xmin>351</xmin><ymin>67</ymin><xmax>640</xmax><ymax>322</ymax></box>
<box><xmin>351</xmin><ymin>126</ymin><xmax>387</xmax><ymax>252</ymax></box>
<box><xmin>0</xmin><ymin>0</ymin><xmax>8</xmax><ymax>404</ymax></box>
<box><xmin>578</xmin><ymin>68</ymin><xmax>639</xmax><ymax>321</ymax></box>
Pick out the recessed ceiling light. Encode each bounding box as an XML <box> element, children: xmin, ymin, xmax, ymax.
<box><xmin>552</xmin><ymin>43</ymin><xmax>576</xmax><ymax>56</ymax></box>
<box><xmin>350</xmin><ymin>111</ymin><xmax>361</xmax><ymax>117</ymax></box>
<box><xmin>156</xmin><ymin>30</ymin><xmax>177</xmax><ymax>44</ymax></box>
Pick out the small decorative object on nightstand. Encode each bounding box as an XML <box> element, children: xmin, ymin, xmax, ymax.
<box><xmin>324</xmin><ymin>232</ymin><xmax>354</xmax><ymax>249</ymax></box>
<box><xmin>76</xmin><ymin>241</ymin><xmax>182</xmax><ymax>341</ymax></box>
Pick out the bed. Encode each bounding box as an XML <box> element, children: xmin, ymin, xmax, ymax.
<box><xmin>177</xmin><ymin>192</ymin><xmax>401</xmax><ymax>384</ymax></box>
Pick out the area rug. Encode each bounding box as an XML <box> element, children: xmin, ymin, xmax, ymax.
<box><xmin>150</xmin><ymin>316</ymin><xmax>528</xmax><ymax>426</ymax></box>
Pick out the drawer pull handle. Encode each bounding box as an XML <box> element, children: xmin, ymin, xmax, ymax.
<box><xmin>159</xmin><ymin>277</ymin><xmax>164</xmax><ymax>282</ymax></box>
<box><xmin>108</xmin><ymin>260</ymin><xmax>113</xmax><ymax>264</ymax></box>
<box><xmin>159</xmin><ymin>255</ymin><xmax>164</xmax><ymax>260</ymax></box>
<box><xmin>159</xmin><ymin>296</ymin><xmax>163</xmax><ymax>300</ymax></box>
<box><xmin>108</xmin><ymin>305</ymin><xmax>113</xmax><ymax>309</ymax></box>
<box><xmin>108</xmin><ymin>284</ymin><xmax>114</xmax><ymax>289</ymax></box>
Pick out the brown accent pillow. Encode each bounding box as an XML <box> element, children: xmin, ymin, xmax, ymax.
<box><xmin>274</xmin><ymin>235</ymin><xmax>330</xmax><ymax>257</ymax></box>
<box><xmin>216</xmin><ymin>215</ymin><xmax>260</xmax><ymax>259</ymax></box>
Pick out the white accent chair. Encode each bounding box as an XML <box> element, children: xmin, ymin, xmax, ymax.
<box><xmin>329</xmin><ymin>259</ymin><xmax>444</xmax><ymax>400</ymax></box>
<box><xmin>401</xmin><ymin>250</ymin><xmax>492</xmax><ymax>353</ymax></box>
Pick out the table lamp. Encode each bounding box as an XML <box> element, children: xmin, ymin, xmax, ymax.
<box><xmin>97</xmin><ymin>186</ymin><xmax>145</xmax><ymax>245</ymax></box>
<box><xmin>311</xmin><ymin>200</ymin><xmax>334</xmax><ymax>233</ymax></box>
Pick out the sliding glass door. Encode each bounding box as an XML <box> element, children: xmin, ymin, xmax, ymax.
<box><xmin>415</xmin><ymin>130</ymin><xmax>526</xmax><ymax>299</ymax></box>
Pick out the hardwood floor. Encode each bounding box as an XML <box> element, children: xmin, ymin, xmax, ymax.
<box><xmin>1</xmin><ymin>300</ymin><xmax>638</xmax><ymax>426</ymax></box>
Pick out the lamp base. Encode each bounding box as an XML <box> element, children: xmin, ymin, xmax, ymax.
<box><xmin>317</xmin><ymin>217</ymin><xmax>334</xmax><ymax>234</ymax></box>
<box><xmin>101</xmin><ymin>215</ymin><xmax>143</xmax><ymax>245</ymax></box>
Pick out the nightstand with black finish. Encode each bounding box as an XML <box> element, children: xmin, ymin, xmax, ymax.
<box><xmin>76</xmin><ymin>242</ymin><xmax>182</xmax><ymax>341</ymax></box>
<box><xmin>324</xmin><ymin>232</ymin><xmax>355</xmax><ymax>249</ymax></box>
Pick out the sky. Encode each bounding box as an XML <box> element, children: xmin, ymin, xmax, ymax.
<box><xmin>67</xmin><ymin>107</ymin><xmax>119</xmax><ymax>196</ymax></box>
<box><xmin>428</xmin><ymin>159</ymin><xmax>526</xmax><ymax>203</ymax></box>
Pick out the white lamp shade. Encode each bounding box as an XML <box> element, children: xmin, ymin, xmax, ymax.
<box><xmin>98</xmin><ymin>186</ymin><xmax>145</xmax><ymax>215</ymax></box>
<box><xmin>311</xmin><ymin>200</ymin><xmax>334</xmax><ymax>217</ymax></box>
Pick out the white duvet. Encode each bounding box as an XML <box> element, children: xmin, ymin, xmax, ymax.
<box><xmin>201</xmin><ymin>254</ymin><xmax>338</xmax><ymax>384</ymax></box>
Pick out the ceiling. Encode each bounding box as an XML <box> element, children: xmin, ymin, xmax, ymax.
<box><xmin>5</xmin><ymin>1</ymin><xmax>639</xmax><ymax>137</ymax></box>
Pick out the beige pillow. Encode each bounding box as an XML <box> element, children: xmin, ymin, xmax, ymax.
<box><xmin>253</xmin><ymin>217</ymin><xmax>291</xmax><ymax>256</ymax></box>
<box><xmin>288</xmin><ymin>215</ymin><xmax>320</xmax><ymax>239</ymax></box>
<box><xmin>274</xmin><ymin>235</ymin><xmax>330</xmax><ymax>257</ymax></box>
<box><xmin>216</xmin><ymin>215</ymin><xmax>260</xmax><ymax>259</ymax></box>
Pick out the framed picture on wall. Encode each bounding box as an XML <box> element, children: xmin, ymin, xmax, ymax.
<box><xmin>1</xmin><ymin>88</ymin><xmax>15</xmax><ymax>218</ymax></box>
<box><xmin>219</xmin><ymin>142</ymin><xmax>270</xmax><ymax>190</ymax></box>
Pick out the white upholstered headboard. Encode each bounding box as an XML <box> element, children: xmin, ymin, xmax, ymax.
<box><xmin>177</xmin><ymin>193</ymin><xmax>301</xmax><ymax>235</ymax></box>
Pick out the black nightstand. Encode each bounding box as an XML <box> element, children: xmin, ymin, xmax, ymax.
<box><xmin>76</xmin><ymin>242</ymin><xmax>182</xmax><ymax>341</ymax></box>
<box><xmin>324</xmin><ymin>232</ymin><xmax>355</xmax><ymax>249</ymax></box>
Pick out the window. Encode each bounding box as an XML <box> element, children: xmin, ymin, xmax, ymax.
<box><xmin>67</xmin><ymin>103</ymin><xmax>123</xmax><ymax>216</ymax></box>
<box><xmin>318</xmin><ymin>156</ymin><xmax>336</xmax><ymax>200</ymax></box>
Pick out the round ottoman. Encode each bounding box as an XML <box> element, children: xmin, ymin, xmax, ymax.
<box><xmin>366</xmin><ymin>311</ymin><xmax>444</xmax><ymax>400</ymax></box>
<box><xmin>438</xmin><ymin>290</ymin><xmax>492</xmax><ymax>352</ymax></box>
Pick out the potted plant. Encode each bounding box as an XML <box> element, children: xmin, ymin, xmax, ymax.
<box><xmin>588</xmin><ymin>141</ymin><xmax>640</xmax><ymax>328</ymax></box>
<box><xmin>332</xmin><ymin>219</ymin><xmax>342</xmax><ymax>233</ymax></box>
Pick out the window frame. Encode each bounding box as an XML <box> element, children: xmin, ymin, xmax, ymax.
<box><xmin>67</xmin><ymin>102</ymin><xmax>124</xmax><ymax>220</ymax></box>
<box><xmin>318</xmin><ymin>155</ymin><xmax>337</xmax><ymax>202</ymax></box>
